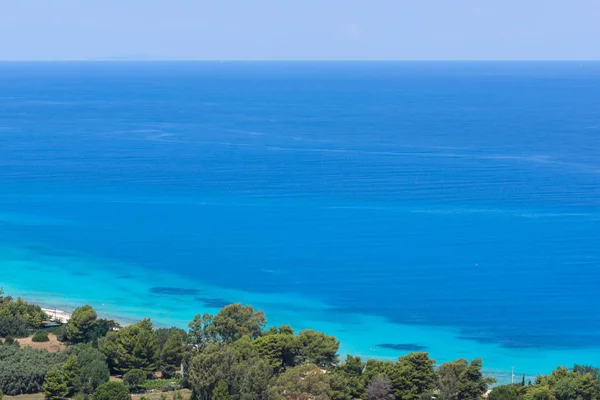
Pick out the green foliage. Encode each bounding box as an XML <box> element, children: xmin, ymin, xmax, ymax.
<box><xmin>123</xmin><ymin>369</ymin><xmax>147</xmax><ymax>390</ymax></box>
<box><xmin>523</xmin><ymin>385</ymin><xmax>552</xmax><ymax>400</ymax></box>
<box><xmin>0</xmin><ymin>345</ymin><xmax>67</xmax><ymax>395</ymax></box>
<box><xmin>43</xmin><ymin>365</ymin><xmax>69</xmax><ymax>400</ymax></box>
<box><xmin>0</xmin><ymin>316</ymin><xmax>29</xmax><ymax>338</ymax></box>
<box><xmin>232</xmin><ymin>357</ymin><xmax>273</xmax><ymax>400</ymax></box>
<box><xmin>519</xmin><ymin>366</ymin><xmax>600</xmax><ymax>400</ymax></box>
<box><xmin>0</xmin><ymin>294</ymin><xmax>47</xmax><ymax>338</ymax></box>
<box><xmin>213</xmin><ymin>380</ymin><xmax>231</xmax><ymax>400</ymax></box>
<box><xmin>488</xmin><ymin>385</ymin><xmax>519</xmax><ymax>400</ymax></box>
<box><xmin>254</xmin><ymin>331</ymin><xmax>296</xmax><ymax>373</ymax></box>
<box><xmin>93</xmin><ymin>381</ymin><xmax>132</xmax><ymax>400</ymax></box>
<box><xmin>99</xmin><ymin>319</ymin><xmax>159</xmax><ymax>374</ymax></box>
<box><xmin>65</xmin><ymin>305</ymin><xmax>98</xmax><ymax>344</ymax></box>
<box><xmin>79</xmin><ymin>359</ymin><xmax>110</xmax><ymax>395</ymax></box>
<box><xmin>188</xmin><ymin>313</ymin><xmax>215</xmax><ymax>347</ymax></box>
<box><xmin>437</xmin><ymin>358</ymin><xmax>494</xmax><ymax>400</ymax></box>
<box><xmin>67</xmin><ymin>343</ymin><xmax>110</xmax><ymax>395</ymax></box>
<box><xmin>188</xmin><ymin>343</ymin><xmax>238</xmax><ymax>400</ymax></box>
<box><xmin>62</xmin><ymin>355</ymin><xmax>81</xmax><ymax>396</ymax></box>
<box><xmin>32</xmin><ymin>331</ymin><xmax>50</xmax><ymax>342</ymax></box>
<box><xmin>3</xmin><ymin>336</ymin><xmax>17</xmax><ymax>346</ymax></box>
<box><xmin>393</xmin><ymin>352</ymin><xmax>438</xmax><ymax>400</ymax></box>
<box><xmin>295</xmin><ymin>329</ymin><xmax>340</xmax><ymax>369</ymax></box>
<box><xmin>209</xmin><ymin>304</ymin><xmax>267</xmax><ymax>342</ymax></box>
<box><xmin>574</xmin><ymin>364</ymin><xmax>600</xmax><ymax>381</ymax></box>
<box><xmin>332</xmin><ymin>355</ymin><xmax>365</xmax><ymax>400</ymax></box>
<box><xmin>456</xmin><ymin>359</ymin><xmax>494</xmax><ymax>400</ymax></box>
<box><xmin>160</xmin><ymin>328</ymin><xmax>187</xmax><ymax>376</ymax></box>
<box><xmin>268</xmin><ymin>364</ymin><xmax>332</xmax><ymax>400</ymax></box>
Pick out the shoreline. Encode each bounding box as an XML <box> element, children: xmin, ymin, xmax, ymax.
<box><xmin>3</xmin><ymin>244</ymin><xmax>599</xmax><ymax>385</ymax></box>
<box><xmin>16</xmin><ymin>289</ymin><xmax>597</xmax><ymax>385</ymax></box>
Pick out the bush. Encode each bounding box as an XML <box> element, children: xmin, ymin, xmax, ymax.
<box><xmin>93</xmin><ymin>381</ymin><xmax>131</xmax><ymax>400</ymax></box>
<box><xmin>0</xmin><ymin>316</ymin><xmax>29</xmax><ymax>338</ymax></box>
<box><xmin>0</xmin><ymin>345</ymin><xmax>68</xmax><ymax>395</ymax></box>
<box><xmin>67</xmin><ymin>344</ymin><xmax>110</xmax><ymax>395</ymax></box>
<box><xmin>32</xmin><ymin>331</ymin><xmax>50</xmax><ymax>342</ymax></box>
<box><xmin>123</xmin><ymin>369</ymin><xmax>147</xmax><ymax>390</ymax></box>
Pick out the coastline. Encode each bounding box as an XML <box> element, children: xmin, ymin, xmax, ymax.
<box><xmin>3</xmin><ymin>242</ymin><xmax>600</xmax><ymax>384</ymax></box>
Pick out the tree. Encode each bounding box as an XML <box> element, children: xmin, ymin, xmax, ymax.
<box><xmin>332</xmin><ymin>355</ymin><xmax>365</xmax><ymax>400</ymax></box>
<box><xmin>268</xmin><ymin>364</ymin><xmax>332</xmax><ymax>400</ymax></box>
<box><xmin>212</xmin><ymin>380</ymin><xmax>231</xmax><ymax>400</ymax></box>
<box><xmin>438</xmin><ymin>359</ymin><xmax>468</xmax><ymax>400</ymax></box>
<box><xmin>43</xmin><ymin>365</ymin><xmax>69</xmax><ymax>400</ymax></box>
<box><xmin>456</xmin><ymin>359</ymin><xmax>494</xmax><ymax>400</ymax></box>
<box><xmin>488</xmin><ymin>385</ymin><xmax>519</xmax><ymax>400</ymax></box>
<box><xmin>62</xmin><ymin>355</ymin><xmax>81</xmax><ymax>396</ymax></box>
<box><xmin>394</xmin><ymin>352</ymin><xmax>438</xmax><ymax>400</ymax></box>
<box><xmin>523</xmin><ymin>385</ymin><xmax>551</xmax><ymax>400</ymax></box>
<box><xmin>0</xmin><ymin>345</ymin><xmax>68</xmax><ymax>395</ymax></box>
<box><xmin>295</xmin><ymin>330</ymin><xmax>339</xmax><ymax>369</ymax></box>
<box><xmin>79</xmin><ymin>360</ymin><xmax>110</xmax><ymax>395</ymax></box>
<box><xmin>67</xmin><ymin>343</ymin><xmax>110</xmax><ymax>394</ymax></box>
<box><xmin>438</xmin><ymin>358</ymin><xmax>494</xmax><ymax>400</ymax></box>
<box><xmin>368</xmin><ymin>376</ymin><xmax>395</xmax><ymax>400</ymax></box>
<box><xmin>123</xmin><ymin>369</ymin><xmax>147</xmax><ymax>391</ymax></box>
<box><xmin>554</xmin><ymin>376</ymin><xmax>582</xmax><ymax>400</ymax></box>
<box><xmin>93</xmin><ymin>381</ymin><xmax>131</xmax><ymax>400</ymax></box>
<box><xmin>65</xmin><ymin>305</ymin><xmax>98</xmax><ymax>344</ymax></box>
<box><xmin>188</xmin><ymin>344</ymin><xmax>238</xmax><ymax>400</ymax></box>
<box><xmin>232</xmin><ymin>357</ymin><xmax>273</xmax><ymax>400</ymax></box>
<box><xmin>573</xmin><ymin>365</ymin><xmax>600</xmax><ymax>381</ymax></box>
<box><xmin>254</xmin><ymin>332</ymin><xmax>297</xmax><ymax>373</ymax></box>
<box><xmin>99</xmin><ymin>319</ymin><xmax>159</xmax><ymax>374</ymax></box>
<box><xmin>188</xmin><ymin>313</ymin><xmax>215</xmax><ymax>347</ymax></box>
<box><xmin>208</xmin><ymin>304</ymin><xmax>266</xmax><ymax>342</ymax></box>
<box><xmin>574</xmin><ymin>372</ymin><xmax>600</xmax><ymax>400</ymax></box>
<box><xmin>160</xmin><ymin>328</ymin><xmax>187</xmax><ymax>376</ymax></box>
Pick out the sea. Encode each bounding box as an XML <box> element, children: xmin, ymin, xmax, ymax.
<box><xmin>1</xmin><ymin>62</ymin><xmax>599</xmax><ymax>382</ymax></box>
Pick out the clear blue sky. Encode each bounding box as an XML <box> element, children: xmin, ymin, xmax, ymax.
<box><xmin>1</xmin><ymin>0</ymin><xmax>599</xmax><ymax>61</ymax></box>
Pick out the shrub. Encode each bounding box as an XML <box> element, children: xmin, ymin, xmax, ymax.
<box><xmin>93</xmin><ymin>381</ymin><xmax>131</xmax><ymax>400</ymax></box>
<box><xmin>32</xmin><ymin>331</ymin><xmax>50</xmax><ymax>342</ymax></box>
<box><xmin>123</xmin><ymin>369</ymin><xmax>147</xmax><ymax>391</ymax></box>
<box><xmin>0</xmin><ymin>345</ymin><xmax>68</xmax><ymax>395</ymax></box>
<box><xmin>0</xmin><ymin>316</ymin><xmax>28</xmax><ymax>338</ymax></box>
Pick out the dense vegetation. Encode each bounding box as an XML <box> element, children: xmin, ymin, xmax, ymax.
<box><xmin>0</xmin><ymin>290</ymin><xmax>598</xmax><ymax>400</ymax></box>
<box><xmin>0</xmin><ymin>289</ymin><xmax>48</xmax><ymax>338</ymax></box>
<box><xmin>0</xmin><ymin>343</ymin><xmax>67</xmax><ymax>395</ymax></box>
<box><xmin>488</xmin><ymin>365</ymin><xmax>600</xmax><ymax>400</ymax></box>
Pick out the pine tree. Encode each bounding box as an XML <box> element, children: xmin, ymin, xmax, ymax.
<box><xmin>212</xmin><ymin>380</ymin><xmax>231</xmax><ymax>400</ymax></box>
<box><xmin>43</xmin><ymin>365</ymin><xmax>69</xmax><ymax>400</ymax></box>
<box><xmin>62</xmin><ymin>355</ymin><xmax>81</xmax><ymax>396</ymax></box>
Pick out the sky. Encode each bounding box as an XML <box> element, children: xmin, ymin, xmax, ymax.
<box><xmin>1</xmin><ymin>0</ymin><xmax>599</xmax><ymax>61</ymax></box>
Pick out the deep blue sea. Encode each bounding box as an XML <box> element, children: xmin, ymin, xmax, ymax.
<box><xmin>1</xmin><ymin>62</ymin><xmax>599</xmax><ymax>380</ymax></box>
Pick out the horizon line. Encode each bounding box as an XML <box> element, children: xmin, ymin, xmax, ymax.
<box><xmin>0</xmin><ymin>59</ymin><xmax>599</xmax><ymax>63</ymax></box>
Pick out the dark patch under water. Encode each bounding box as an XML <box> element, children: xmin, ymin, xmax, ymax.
<box><xmin>195</xmin><ymin>297</ymin><xmax>231</xmax><ymax>308</ymax></box>
<box><xmin>377</xmin><ymin>343</ymin><xmax>428</xmax><ymax>351</ymax></box>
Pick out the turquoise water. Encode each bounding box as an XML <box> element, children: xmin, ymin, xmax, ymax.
<box><xmin>1</xmin><ymin>62</ymin><xmax>600</xmax><ymax>381</ymax></box>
